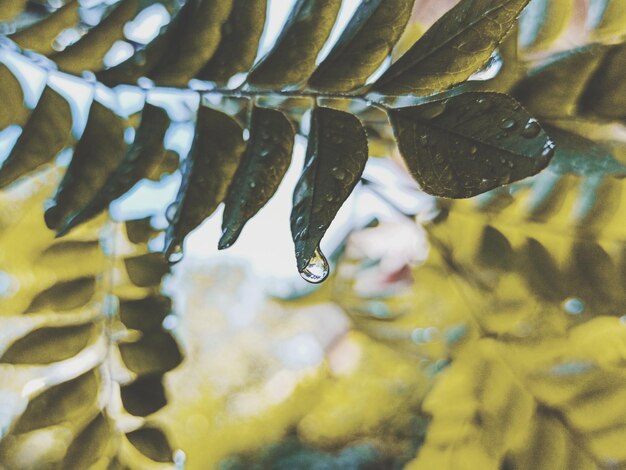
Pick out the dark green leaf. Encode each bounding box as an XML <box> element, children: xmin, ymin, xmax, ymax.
<box><xmin>119</xmin><ymin>295</ymin><xmax>172</xmax><ymax>331</ymax></box>
<box><xmin>125</xmin><ymin>217</ymin><xmax>156</xmax><ymax>245</ymax></box>
<box><xmin>45</xmin><ymin>100</ymin><xmax>127</xmax><ymax>231</ymax></box>
<box><xmin>24</xmin><ymin>277</ymin><xmax>96</xmax><ymax>314</ymax></box>
<box><xmin>0</xmin><ymin>87</ymin><xmax>72</xmax><ymax>189</ymax></box>
<box><xmin>387</xmin><ymin>92</ymin><xmax>554</xmax><ymax>198</ymax></box>
<box><xmin>13</xmin><ymin>370</ymin><xmax>101</xmax><ymax>434</ymax></box>
<box><xmin>247</xmin><ymin>0</ymin><xmax>342</xmax><ymax>88</ymax></box>
<box><xmin>119</xmin><ymin>331</ymin><xmax>182</xmax><ymax>375</ymax></box>
<box><xmin>61</xmin><ymin>413</ymin><xmax>111</xmax><ymax>469</ymax></box>
<box><xmin>120</xmin><ymin>375</ymin><xmax>167</xmax><ymax>417</ymax></box>
<box><xmin>308</xmin><ymin>0</ymin><xmax>414</xmax><ymax>92</ymax></box>
<box><xmin>475</xmin><ymin>225</ymin><xmax>514</xmax><ymax>270</ymax></box>
<box><xmin>220</xmin><ymin>106</ymin><xmax>294</xmax><ymax>249</ymax></box>
<box><xmin>10</xmin><ymin>0</ymin><xmax>79</xmax><ymax>55</ymax></box>
<box><xmin>126</xmin><ymin>426</ymin><xmax>173</xmax><ymax>463</ymax></box>
<box><xmin>291</xmin><ymin>106</ymin><xmax>368</xmax><ymax>273</ymax></box>
<box><xmin>373</xmin><ymin>0</ymin><xmax>530</xmax><ymax>95</ymax></box>
<box><xmin>518</xmin><ymin>0</ymin><xmax>573</xmax><ymax>51</ymax></box>
<box><xmin>50</xmin><ymin>0</ymin><xmax>140</xmax><ymax>74</ymax></box>
<box><xmin>0</xmin><ymin>65</ymin><xmax>28</xmax><ymax>130</ymax></box>
<box><xmin>196</xmin><ymin>0</ymin><xmax>267</xmax><ymax>84</ymax></box>
<box><xmin>56</xmin><ymin>104</ymin><xmax>170</xmax><ymax>236</ymax></box>
<box><xmin>124</xmin><ymin>253</ymin><xmax>169</xmax><ymax>288</ymax></box>
<box><xmin>581</xmin><ymin>43</ymin><xmax>626</xmax><ymax>120</ymax></box>
<box><xmin>1</xmin><ymin>324</ymin><xmax>98</xmax><ymax>364</ymax></box>
<box><xmin>164</xmin><ymin>105</ymin><xmax>245</xmax><ymax>257</ymax></box>
<box><xmin>519</xmin><ymin>238</ymin><xmax>564</xmax><ymax>303</ymax></box>
<box><xmin>149</xmin><ymin>0</ymin><xmax>234</xmax><ymax>86</ymax></box>
<box><xmin>514</xmin><ymin>45</ymin><xmax>609</xmax><ymax>118</ymax></box>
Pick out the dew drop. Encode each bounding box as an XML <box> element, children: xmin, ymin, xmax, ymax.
<box><xmin>249</xmin><ymin>181</ymin><xmax>256</xmax><ymax>188</ymax></box>
<box><xmin>521</xmin><ymin>119</ymin><xmax>541</xmax><ymax>138</ymax></box>
<box><xmin>562</xmin><ymin>297</ymin><xmax>585</xmax><ymax>315</ymax></box>
<box><xmin>168</xmin><ymin>244</ymin><xmax>184</xmax><ymax>265</ymax></box>
<box><xmin>165</xmin><ymin>203</ymin><xmax>178</xmax><ymax>223</ymax></box>
<box><xmin>299</xmin><ymin>246</ymin><xmax>329</xmax><ymax>284</ymax></box>
<box><xmin>259</xmin><ymin>149</ymin><xmax>271</xmax><ymax>158</ymax></box>
<box><xmin>542</xmin><ymin>142</ymin><xmax>555</xmax><ymax>158</ymax></box>
<box><xmin>500</xmin><ymin>118</ymin><xmax>516</xmax><ymax>130</ymax></box>
<box><xmin>325</xmin><ymin>193</ymin><xmax>334</xmax><ymax>202</ymax></box>
<box><xmin>419</xmin><ymin>135</ymin><xmax>429</xmax><ymax>146</ymax></box>
<box><xmin>476</xmin><ymin>97</ymin><xmax>492</xmax><ymax>110</ymax></box>
<box><xmin>331</xmin><ymin>166</ymin><xmax>346</xmax><ymax>180</ymax></box>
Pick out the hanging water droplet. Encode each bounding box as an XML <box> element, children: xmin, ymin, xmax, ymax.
<box><xmin>562</xmin><ymin>297</ymin><xmax>585</xmax><ymax>315</ymax></box>
<box><xmin>521</xmin><ymin>119</ymin><xmax>541</xmax><ymax>138</ymax></box>
<box><xmin>500</xmin><ymin>118</ymin><xmax>516</xmax><ymax>130</ymax></box>
<box><xmin>331</xmin><ymin>166</ymin><xmax>346</xmax><ymax>180</ymax></box>
<box><xmin>165</xmin><ymin>203</ymin><xmax>178</xmax><ymax>223</ymax></box>
<box><xmin>168</xmin><ymin>244</ymin><xmax>184</xmax><ymax>265</ymax></box>
<box><xmin>299</xmin><ymin>246</ymin><xmax>329</xmax><ymax>284</ymax></box>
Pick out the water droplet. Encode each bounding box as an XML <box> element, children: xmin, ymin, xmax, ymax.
<box><xmin>500</xmin><ymin>118</ymin><xmax>516</xmax><ymax>130</ymax></box>
<box><xmin>137</xmin><ymin>76</ymin><xmax>155</xmax><ymax>89</ymax></box>
<box><xmin>562</xmin><ymin>297</ymin><xmax>585</xmax><ymax>315</ymax></box>
<box><xmin>542</xmin><ymin>142</ymin><xmax>555</xmax><ymax>158</ymax></box>
<box><xmin>325</xmin><ymin>193</ymin><xmax>334</xmax><ymax>202</ymax></box>
<box><xmin>260</xmin><ymin>149</ymin><xmax>271</xmax><ymax>158</ymax></box>
<box><xmin>249</xmin><ymin>181</ymin><xmax>256</xmax><ymax>188</ymax></box>
<box><xmin>331</xmin><ymin>166</ymin><xmax>346</xmax><ymax>180</ymax></box>
<box><xmin>419</xmin><ymin>135</ymin><xmax>429</xmax><ymax>146</ymax></box>
<box><xmin>521</xmin><ymin>119</ymin><xmax>541</xmax><ymax>138</ymax></box>
<box><xmin>476</xmin><ymin>97</ymin><xmax>492</xmax><ymax>110</ymax></box>
<box><xmin>168</xmin><ymin>244</ymin><xmax>184</xmax><ymax>265</ymax></box>
<box><xmin>299</xmin><ymin>247</ymin><xmax>329</xmax><ymax>284</ymax></box>
<box><xmin>165</xmin><ymin>203</ymin><xmax>178</xmax><ymax>223</ymax></box>
<box><xmin>296</xmin><ymin>215</ymin><xmax>304</xmax><ymax>225</ymax></box>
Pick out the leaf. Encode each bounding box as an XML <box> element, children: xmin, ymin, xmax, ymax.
<box><xmin>125</xmin><ymin>217</ymin><xmax>155</xmax><ymax>245</ymax></box>
<box><xmin>118</xmin><ymin>331</ymin><xmax>182</xmax><ymax>375</ymax></box>
<box><xmin>126</xmin><ymin>426</ymin><xmax>173</xmax><ymax>463</ymax></box>
<box><xmin>24</xmin><ymin>277</ymin><xmax>96</xmax><ymax>313</ymax></box>
<box><xmin>164</xmin><ymin>105</ymin><xmax>245</xmax><ymax>257</ymax></box>
<box><xmin>50</xmin><ymin>0</ymin><xmax>140</xmax><ymax>74</ymax></box>
<box><xmin>120</xmin><ymin>375</ymin><xmax>167</xmax><ymax>417</ymax></box>
<box><xmin>581</xmin><ymin>43</ymin><xmax>626</xmax><ymax>120</ymax></box>
<box><xmin>124</xmin><ymin>253</ymin><xmax>169</xmax><ymax>288</ymax></box>
<box><xmin>61</xmin><ymin>413</ymin><xmax>112</xmax><ymax>469</ymax></box>
<box><xmin>246</xmin><ymin>0</ymin><xmax>342</xmax><ymax>88</ymax></box>
<box><xmin>518</xmin><ymin>0</ymin><xmax>574</xmax><ymax>51</ymax></box>
<box><xmin>119</xmin><ymin>295</ymin><xmax>172</xmax><ymax>331</ymax></box>
<box><xmin>45</xmin><ymin>100</ymin><xmax>127</xmax><ymax>231</ymax></box>
<box><xmin>291</xmin><ymin>106</ymin><xmax>368</xmax><ymax>273</ymax></box>
<box><xmin>1</xmin><ymin>324</ymin><xmax>98</xmax><ymax>364</ymax></box>
<box><xmin>0</xmin><ymin>0</ymin><xmax>26</xmax><ymax>21</ymax></box>
<box><xmin>13</xmin><ymin>370</ymin><xmax>101</xmax><ymax>434</ymax></box>
<box><xmin>220</xmin><ymin>106</ymin><xmax>295</xmax><ymax>249</ymax></box>
<box><xmin>0</xmin><ymin>86</ymin><xmax>73</xmax><ymax>188</ymax></box>
<box><xmin>513</xmin><ymin>45</ymin><xmax>609</xmax><ymax>118</ymax></box>
<box><xmin>587</xmin><ymin>0</ymin><xmax>626</xmax><ymax>39</ymax></box>
<box><xmin>196</xmin><ymin>0</ymin><xmax>267</xmax><ymax>84</ymax></box>
<box><xmin>10</xmin><ymin>1</ymin><xmax>79</xmax><ymax>55</ymax></box>
<box><xmin>387</xmin><ymin>92</ymin><xmax>554</xmax><ymax>198</ymax></box>
<box><xmin>373</xmin><ymin>0</ymin><xmax>530</xmax><ymax>96</ymax></box>
<box><xmin>56</xmin><ymin>104</ymin><xmax>170</xmax><ymax>236</ymax></box>
<box><xmin>149</xmin><ymin>0</ymin><xmax>234</xmax><ymax>86</ymax></box>
<box><xmin>0</xmin><ymin>65</ymin><xmax>28</xmax><ymax>130</ymax></box>
<box><xmin>518</xmin><ymin>238</ymin><xmax>564</xmax><ymax>303</ymax></box>
<box><xmin>475</xmin><ymin>225</ymin><xmax>514</xmax><ymax>270</ymax></box>
<box><xmin>308</xmin><ymin>0</ymin><xmax>414</xmax><ymax>92</ymax></box>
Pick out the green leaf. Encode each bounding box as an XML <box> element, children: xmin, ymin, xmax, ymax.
<box><xmin>50</xmin><ymin>0</ymin><xmax>140</xmax><ymax>74</ymax></box>
<box><xmin>10</xmin><ymin>0</ymin><xmax>79</xmax><ymax>55</ymax></box>
<box><xmin>475</xmin><ymin>225</ymin><xmax>514</xmax><ymax>270</ymax></box>
<box><xmin>247</xmin><ymin>0</ymin><xmax>342</xmax><ymax>88</ymax></box>
<box><xmin>119</xmin><ymin>295</ymin><xmax>172</xmax><ymax>331</ymax></box>
<box><xmin>0</xmin><ymin>87</ymin><xmax>72</xmax><ymax>189</ymax></box>
<box><xmin>196</xmin><ymin>0</ymin><xmax>267</xmax><ymax>84</ymax></box>
<box><xmin>61</xmin><ymin>413</ymin><xmax>112</xmax><ymax>470</ymax></box>
<box><xmin>13</xmin><ymin>369</ymin><xmax>101</xmax><ymax>434</ymax></box>
<box><xmin>125</xmin><ymin>217</ymin><xmax>156</xmax><ymax>245</ymax></box>
<box><xmin>291</xmin><ymin>106</ymin><xmax>368</xmax><ymax>274</ymax></box>
<box><xmin>24</xmin><ymin>277</ymin><xmax>96</xmax><ymax>314</ymax></box>
<box><xmin>518</xmin><ymin>0</ymin><xmax>574</xmax><ymax>51</ymax></box>
<box><xmin>149</xmin><ymin>0</ymin><xmax>234</xmax><ymax>86</ymax></box>
<box><xmin>519</xmin><ymin>238</ymin><xmax>565</xmax><ymax>303</ymax></box>
<box><xmin>56</xmin><ymin>104</ymin><xmax>170</xmax><ymax>236</ymax></box>
<box><xmin>0</xmin><ymin>65</ymin><xmax>28</xmax><ymax>131</ymax></box>
<box><xmin>118</xmin><ymin>331</ymin><xmax>182</xmax><ymax>375</ymax></box>
<box><xmin>387</xmin><ymin>92</ymin><xmax>555</xmax><ymax>198</ymax></box>
<box><xmin>45</xmin><ymin>100</ymin><xmax>127</xmax><ymax>231</ymax></box>
<box><xmin>126</xmin><ymin>426</ymin><xmax>173</xmax><ymax>463</ymax></box>
<box><xmin>513</xmin><ymin>45</ymin><xmax>609</xmax><ymax>118</ymax></box>
<box><xmin>120</xmin><ymin>375</ymin><xmax>166</xmax><ymax>417</ymax></box>
<box><xmin>587</xmin><ymin>0</ymin><xmax>626</xmax><ymax>39</ymax></box>
<box><xmin>1</xmin><ymin>324</ymin><xmax>98</xmax><ymax>364</ymax></box>
<box><xmin>124</xmin><ymin>253</ymin><xmax>169</xmax><ymax>288</ymax></box>
<box><xmin>220</xmin><ymin>106</ymin><xmax>295</xmax><ymax>249</ymax></box>
<box><xmin>373</xmin><ymin>0</ymin><xmax>530</xmax><ymax>95</ymax></box>
<box><xmin>308</xmin><ymin>0</ymin><xmax>414</xmax><ymax>92</ymax></box>
<box><xmin>164</xmin><ymin>105</ymin><xmax>245</xmax><ymax>258</ymax></box>
<box><xmin>581</xmin><ymin>44</ymin><xmax>626</xmax><ymax>120</ymax></box>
